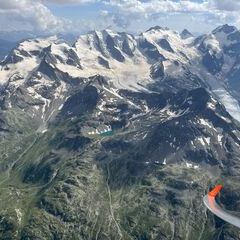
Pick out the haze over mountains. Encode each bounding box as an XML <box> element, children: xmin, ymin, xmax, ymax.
<box><xmin>0</xmin><ymin>24</ymin><xmax>240</xmax><ymax>239</ymax></box>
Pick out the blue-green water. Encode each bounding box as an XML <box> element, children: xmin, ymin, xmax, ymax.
<box><xmin>100</xmin><ymin>131</ymin><xmax>113</xmax><ymax>137</ymax></box>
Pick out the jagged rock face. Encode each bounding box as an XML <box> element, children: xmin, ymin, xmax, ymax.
<box><xmin>227</xmin><ymin>56</ymin><xmax>240</xmax><ymax>91</ymax></box>
<box><xmin>197</xmin><ymin>36</ymin><xmax>224</xmax><ymax>74</ymax></box>
<box><xmin>139</xmin><ymin>38</ymin><xmax>166</xmax><ymax>61</ymax></box>
<box><xmin>60</xmin><ymin>85</ymin><xmax>99</xmax><ymax>118</ymax></box>
<box><xmin>202</xmin><ymin>51</ymin><xmax>224</xmax><ymax>74</ymax></box>
<box><xmin>66</xmin><ymin>49</ymin><xmax>82</xmax><ymax>68</ymax></box>
<box><xmin>157</xmin><ymin>39</ymin><xmax>174</xmax><ymax>53</ymax></box>
<box><xmin>150</xmin><ymin>62</ymin><xmax>164</xmax><ymax>79</ymax></box>
<box><xmin>98</xmin><ymin>56</ymin><xmax>110</xmax><ymax>69</ymax></box>
<box><xmin>122</xmin><ymin>37</ymin><xmax>135</xmax><ymax>57</ymax></box>
<box><xmin>0</xmin><ymin>25</ymin><xmax>240</xmax><ymax>240</ymax></box>
<box><xmin>105</xmin><ymin>34</ymin><xmax>125</xmax><ymax>62</ymax></box>
<box><xmin>2</xmin><ymin>49</ymin><xmax>25</xmax><ymax>64</ymax></box>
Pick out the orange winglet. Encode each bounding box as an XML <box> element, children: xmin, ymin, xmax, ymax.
<box><xmin>208</xmin><ymin>185</ymin><xmax>223</xmax><ymax>198</ymax></box>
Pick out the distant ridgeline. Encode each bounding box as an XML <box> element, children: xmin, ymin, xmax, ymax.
<box><xmin>81</xmin><ymin>124</ymin><xmax>113</xmax><ymax>137</ymax></box>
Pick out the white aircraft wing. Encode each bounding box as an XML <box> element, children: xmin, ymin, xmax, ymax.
<box><xmin>203</xmin><ymin>185</ymin><xmax>240</xmax><ymax>229</ymax></box>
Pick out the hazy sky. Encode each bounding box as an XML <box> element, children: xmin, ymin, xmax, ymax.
<box><xmin>0</xmin><ymin>0</ymin><xmax>240</xmax><ymax>34</ymax></box>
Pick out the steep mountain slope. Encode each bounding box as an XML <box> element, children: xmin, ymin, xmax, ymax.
<box><xmin>193</xmin><ymin>25</ymin><xmax>240</xmax><ymax>120</ymax></box>
<box><xmin>2</xmin><ymin>25</ymin><xmax>240</xmax><ymax>122</ymax></box>
<box><xmin>0</xmin><ymin>25</ymin><xmax>240</xmax><ymax>239</ymax></box>
<box><xmin>181</xmin><ymin>29</ymin><xmax>194</xmax><ymax>39</ymax></box>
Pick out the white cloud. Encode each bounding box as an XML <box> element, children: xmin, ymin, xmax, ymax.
<box><xmin>210</xmin><ymin>0</ymin><xmax>240</xmax><ymax>12</ymax></box>
<box><xmin>103</xmin><ymin>0</ymin><xmax>209</xmax><ymax>14</ymax></box>
<box><xmin>43</xmin><ymin>0</ymin><xmax>95</xmax><ymax>4</ymax></box>
<box><xmin>99</xmin><ymin>0</ymin><xmax>210</xmax><ymax>29</ymax></box>
<box><xmin>99</xmin><ymin>0</ymin><xmax>240</xmax><ymax>29</ymax></box>
<box><xmin>0</xmin><ymin>0</ymin><xmax>72</xmax><ymax>33</ymax></box>
<box><xmin>102</xmin><ymin>0</ymin><xmax>240</xmax><ymax>14</ymax></box>
<box><xmin>0</xmin><ymin>0</ymin><xmax>240</xmax><ymax>34</ymax></box>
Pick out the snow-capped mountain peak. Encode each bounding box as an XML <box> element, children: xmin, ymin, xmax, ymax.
<box><xmin>212</xmin><ymin>24</ymin><xmax>237</xmax><ymax>35</ymax></box>
<box><xmin>1</xmin><ymin>25</ymin><xmax>240</xmax><ymax>124</ymax></box>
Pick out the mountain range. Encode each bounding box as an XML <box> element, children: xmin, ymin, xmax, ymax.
<box><xmin>0</xmin><ymin>24</ymin><xmax>240</xmax><ymax>239</ymax></box>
